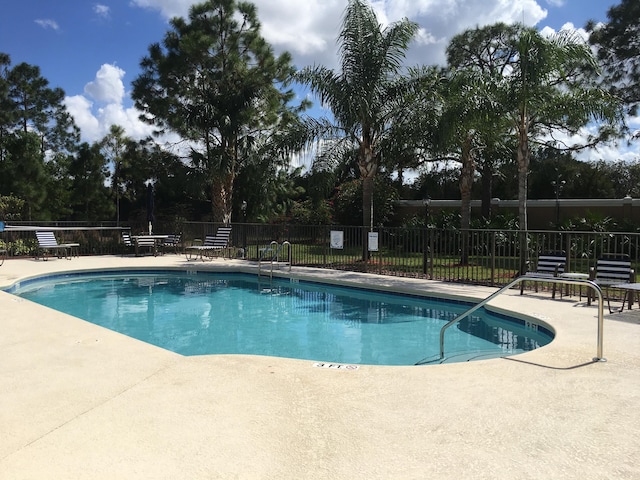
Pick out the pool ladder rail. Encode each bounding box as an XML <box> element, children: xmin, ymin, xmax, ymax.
<box><xmin>435</xmin><ymin>275</ymin><xmax>606</xmax><ymax>365</ymax></box>
<box><xmin>258</xmin><ymin>241</ymin><xmax>292</xmax><ymax>280</ymax></box>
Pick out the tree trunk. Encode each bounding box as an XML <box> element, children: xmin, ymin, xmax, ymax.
<box><xmin>358</xmin><ymin>140</ymin><xmax>377</xmax><ymax>261</ymax></box>
<box><xmin>361</xmin><ymin>175</ymin><xmax>374</xmax><ymax>261</ymax></box>
<box><xmin>459</xmin><ymin>132</ymin><xmax>475</xmax><ymax>265</ymax></box>
<box><xmin>211</xmin><ymin>171</ymin><xmax>234</xmax><ymax>225</ymax></box>
<box><xmin>210</xmin><ymin>138</ymin><xmax>236</xmax><ymax>225</ymax></box>
<box><xmin>480</xmin><ymin>161</ymin><xmax>492</xmax><ymax>219</ymax></box>
<box><xmin>517</xmin><ymin>120</ymin><xmax>530</xmax><ymax>275</ymax></box>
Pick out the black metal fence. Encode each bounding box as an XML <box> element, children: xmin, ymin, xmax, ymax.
<box><xmin>2</xmin><ymin>220</ymin><xmax>639</xmax><ymax>286</ymax></box>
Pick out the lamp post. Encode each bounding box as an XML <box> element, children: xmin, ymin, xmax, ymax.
<box><xmin>422</xmin><ymin>196</ymin><xmax>431</xmax><ymax>275</ymax></box>
<box><xmin>551</xmin><ymin>177</ymin><xmax>565</xmax><ymax>226</ymax></box>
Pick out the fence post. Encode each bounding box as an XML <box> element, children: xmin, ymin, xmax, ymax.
<box><xmin>324</xmin><ymin>226</ymin><xmax>328</xmax><ymax>268</ymax></box>
<box><xmin>519</xmin><ymin>230</ymin><xmax>528</xmax><ymax>276</ymax></box>
<box><xmin>491</xmin><ymin>231</ymin><xmax>496</xmax><ymax>286</ymax></box>
<box><xmin>422</xmin><ymin>227</ymin><xmax>428</xmax><ymax>276</ymax></box>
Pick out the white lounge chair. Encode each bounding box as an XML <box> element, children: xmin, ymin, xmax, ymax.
<box><xmin>36</xmin><ymin>231</ymin><xmax>79</xmax><ymax>260</ymax></box>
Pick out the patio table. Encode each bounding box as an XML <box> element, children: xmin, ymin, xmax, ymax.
<box><xmin>559</xmin><ymin>272</ymin><xmax>589</xmax><ymax>299</ymax></box>
<box><xmin>132</xmin><ymin>234</ymin><xmax>170</xmax><ymax>256</ymax></box>
<box><xmin>611</xmin><ymin>283</ymin><xmax>640</xmax><ymax>312</ymax></box>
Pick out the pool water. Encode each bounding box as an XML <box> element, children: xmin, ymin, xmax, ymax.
<box><xmin>9</xmin><ymin>271</ymin><xmax>553</xmax><ymax>366</ymax></box>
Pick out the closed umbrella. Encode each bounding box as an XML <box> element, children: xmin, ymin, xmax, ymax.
<box><xmin>146</xmin><ymin>183</ymin><xmax>154</xmax><ymax>235</ymax></box>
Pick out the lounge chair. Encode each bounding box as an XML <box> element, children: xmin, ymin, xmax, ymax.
<box><xmin>162</xmin><ymin>234</ymin><xmax>182</xmax><ymax>254</ymax></box>
<box><xmin>185</xmin><ymin>227</ymin><xmax>232</xmax><ymax>261</ymax></box>
<box><xmin>520</xmin><ymin>252</ymin><xmax>566</xmax><ymax>298</ymax></box>
<box><xmin>588</xmin><ymin>254</ymin><xmax>635</xmax><ymax>313</ymax></box>
<box><xmin>36</xmin><ymin>231</ymin><xmax>80</xmax><ymax>260</ymax></box>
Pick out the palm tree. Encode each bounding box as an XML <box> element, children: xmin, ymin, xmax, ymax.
<box><xmin>476</xmin><ymin>26</ymin><xmax>623</xmax><ymax>272</ymax></box>
<box><xmin>446</xmin><ymin>23</ymin><xmax>521</xmax><ymax>221</ymax></box>
<box><xmin>435</xmin><ymin>69</ymin><xmax>505</xmax><ymax>264</ymax></box>
<box><xmin>296</xmin><ymin>0</ymin><xmax>419</xmax><ymax>259</ymax></box>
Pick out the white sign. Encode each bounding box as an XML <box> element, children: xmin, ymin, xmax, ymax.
<box><xmin>368</xmin><ymin>232</ymin><xmax>379</xmax><ymax>251</ymax></box>
<box><xmin>330</xmin><ymin>230</ymin><xmax>344</xmax><ymax>249</ymax></box>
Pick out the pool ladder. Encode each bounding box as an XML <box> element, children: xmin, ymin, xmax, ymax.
<box><xmin>258</xmin><ymin>241</ymin><xmax>292</xmax><ymax>281</ymax></box>
<box><xmin>437</xmin><ymin>275</ymin><xmax>606</xmax><ymax>363</ymax></box>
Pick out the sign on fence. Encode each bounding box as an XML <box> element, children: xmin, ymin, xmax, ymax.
<box><xmin>330</xmin><ymin>230</ymin><xmax>344</xmax><ymax>249</ymax></box>
<box><xmin>368</xmin><ymin>232</ymin><xmax>378</xmax><ymax>251</ymax></box>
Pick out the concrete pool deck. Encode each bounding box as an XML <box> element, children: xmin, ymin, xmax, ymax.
<box><xmin>0</xmin><ymin>255</ymin><xmax>638</xmax><ymax>480</ymax></box>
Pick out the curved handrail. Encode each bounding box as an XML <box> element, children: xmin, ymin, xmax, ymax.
<box><xmin>258</xmin><ymin>241</ymin><xmax>292</xmax><ymax>276</ymax></box>
<box><xmin>279</xmin><ymin>241</ymin><xmax>292</xmax><ymax>272</ymax></box>
<box><xmin>258</xmin><ymin>241</ymin><xmax>279</xmax><ymax>278</ymax></box>
<box><xmin>439</xmin><ymin>276</ymin><xmax>605</xmax><ymax>362</ymax></box>
<box><xmin>258</xmin><ymin>241</ymin><xmax>279</xmax><ymax>262</ymax></box>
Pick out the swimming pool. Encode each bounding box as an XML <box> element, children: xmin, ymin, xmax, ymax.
<box><xmin>7</xmin><ymin>270</ymin><xmax>553</xmax><ymax>365</ymax></box>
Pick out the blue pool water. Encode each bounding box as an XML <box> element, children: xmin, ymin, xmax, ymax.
<box><xmin>7</xmin><ymin>271</ymin><xmax>553</xmax><ymax>365</ymax></box>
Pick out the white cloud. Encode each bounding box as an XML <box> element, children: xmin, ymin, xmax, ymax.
<box><xmin>130</xmin><ymin>0</ymin><xmax>192</xmax><ymax>20</ymax></box>
<box><xmin>577</xmin><ymin>141</ymin><xmax>639</xmax><ymax>163</ymax></box>
<box><xmin>98</xmin><ymin>103</ymin><xmax>156</xmax><ymax>139</ymax></box>
<box><xmin>94</xmin><ymin>4</ymin><xmax>111</xmax><ymax>19</ymax></box>
<box><xmin>64</xmin><ymin>95</ymin><xmax>101</xmax><ymax>141</ymax></box>
<box><xmin>255</xmin><ymin>0</ymin><xmax>342</xmax><ymax>61</ymax></box>
<box><xmin>84</xmin><ymin>0</ymin><xmax>631</xmax><ymax>166</ymax></box>
<box><xmin>540</xmin><ymin>22</ymin><xmax>589</xmax><ymax>42</ymax></box>
<box><xmin>66</xmin><ymin>65</ymin><xmax>156</xmax><ymax>143</ymax></box>
<box><xmin>66</xmin><ymin>92</ymin><xmax>156</xmax><ymax>144</ymax></box>
<box><xmin>34</xmin><ymin>19</ymin><xmax>60</xmax><ymax>31</ymax></box>
<box><xmin>84</xmin><ymin>64</ymin><xmax>126</xmax><ymax>104</ymax></box>
<box><xmin>129</xmin><ymin>0</ymin><xmax>548</xmax><ymax>70</ymax></box>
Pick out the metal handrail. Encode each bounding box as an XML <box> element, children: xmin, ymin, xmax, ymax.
<box><xmin>258</xmin><ymin>241</ymin><xmax>279</xmax><ymax>262</ymax></box>
<box><xmin>258</xmin><ymin>241</ymin><xmax>292</xmax><ymax>278</ymax></box>
<box><xmin>258</xmin><ymin>241</ymin><xmax>279</xmax><ymax>278</ymax></box>
<box><xmin>439</xmin><ymin>276</ymin><xmax>605</xmax><ymax>362</ymax></box>
<box><xmin>279</xmin><ymin>241</ymin><xmax>292</xmax><ymax>272</ymax></box>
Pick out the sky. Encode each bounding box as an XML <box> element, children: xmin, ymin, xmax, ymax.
<box><xmin>1</xmin><ymin>0</ymin><xmax>637</xmax><ymax>166</ymax></box>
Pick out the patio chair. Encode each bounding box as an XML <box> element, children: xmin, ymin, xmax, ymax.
<box><xmin>121</xmin><ymin>231</ymin><xmax>137</xmax><ymax>255</ymax></box>
<box><xmin>185</xmin><ymin>227</ymin><xmax>232</xmax><ymax>261</ymax></box>
<box><xmin>135</xmin><ymin>236</ymin><xmax>158</xmax><ymax>256</ymax></box>
<box><xmin>520</xmin><ymin>251</ymin><xmax>566</xmax><ymax>298</ymax></box>
<box><xmin>35</xmin><ymin>231</ymin><xmax>80</xmax><ymax>260</ymax></box>
<box><xmin>588</xmin><ymin>254</ymin><xmax>635</xmax><ymax>313</ymax></box>
<box><xmin>162</xmin><ymin>233</ymin><xmax>182</xmax><ymax>254</ymax></box>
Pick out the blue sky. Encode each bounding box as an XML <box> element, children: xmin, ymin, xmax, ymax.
<box><xmin>0</xmin><ymin>0</ymin><xmax>632</xmax><ymax>163</ymax></box>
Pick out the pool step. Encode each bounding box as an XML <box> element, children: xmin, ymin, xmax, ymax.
<box><xmin>416</xmin><ymin>350</ymin><xmax>510</xmax><ymax>365</ymax></box>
